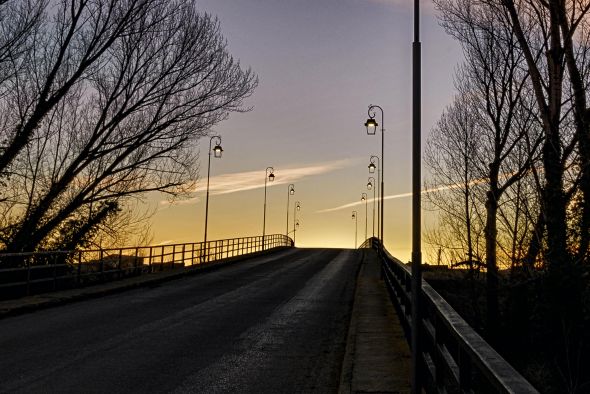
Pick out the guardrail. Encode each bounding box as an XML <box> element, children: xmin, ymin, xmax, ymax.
<box><xmin>359</xmin><ymin>238</ymin><xmax>375</xmax><ymax>249</ymax></box>
<box><xmin>361</xmin><ymin>238</ymin><xmax>538</xmax><ymax>393</ymax></box>
<box><xmin>0</xmin><ymin>234</ymin><xmax>293</xmax><ymax>300</ymax></box>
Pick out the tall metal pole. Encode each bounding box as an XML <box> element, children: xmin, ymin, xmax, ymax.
<box><xmin>377</xmin><ymin>161</ymin><xmax>381</xmax><ymax>242</ymax></box>
<box><xmin>380</xmin><ymin>112</ymin><xmax>384</xmax><ymax>254</ymax></box>
<box><xmin>293</xmin><ymin>201</ymin><xmax>300</xmax><ymax>245</ymax></box>
<box><xmin>286</xmin><ymin>184</ymin><xmax>294</xmax><ymax>237</ymax></box>
<box><xmin>411</xmin><ymin>0</ymin><xmax>423</xmax><ymax>392</ymax></box>
<box><xmin>352</xmin><ymin>211</ymin><xmax>358</xmax><ymax>249</ymax></box>
<box><xmin>367</xmin><ymin>105</ymin><xmax>385</xmax><ymax>253</ymax></box>
<box><xmin>362</xmin><ymin>193</ymin><xmax>368</xmax><ymax>242</ymax></box>
<box><xmin>368</xmin><ymin>176</ymin><xmax>376</xmax><ymax>238</ymax></box>
<box><xmin>263</xmin><ymin>166</ymin><xmax>274</xmax><ymax>251</ymax></box>
<box><xmin>370</xmin><ymin>156</ymin><xmax>380</xmax><ymax>240</ymax></box>
<box><xmin>263</xmin><ymin>174</ymin><xmax>268</xmax><ymax>250</ymax></box>
<box><xmin>204</xmin><ymin>135</ymin><xmax>221</xmax><ymax>260</ymax></box>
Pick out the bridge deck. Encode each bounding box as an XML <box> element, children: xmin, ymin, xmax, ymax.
<box><xmin>0</xmin><ymin>247</ymin><xmax>411</xmax><ymax>393</ymax></box>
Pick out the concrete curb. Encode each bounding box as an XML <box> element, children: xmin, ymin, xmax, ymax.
<box><xmin>338</xmin><ymin>250</ymin><xmax>365</xmax><ymax>394</ymax></box>
<box><xmin>0</xmin><ymin>247</ymin><xmax>292</xmax><ymax>320</ymax></box>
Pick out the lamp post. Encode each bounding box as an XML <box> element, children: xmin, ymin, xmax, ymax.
<box><xmin>368</xmin><ymin>155</ymin><xmax>381</xmax><ymax>240</ymax></box>
<box><xmin>262</xmin><ymin>166</ymin><xmax>275</xmax><ymax>250</ymax></box>
<box><xmin>361</xmin><ymin>193</ymin><xmax>368</xmax><ymax>243</ymax></box>
<box><xmin>411</xmin><ymin>0</ymin><xmax>422</xmax><ymax>392</ymax></box>
<box><xmin>368</xmin><ymin>177</ymin><xmax>376</xmax><ymax>238</ymax></box>
<box><xmin>293</xmin><ymin>201</ymin><xmax>301</xmax><ymax>245</ymax></box>
<box><xmin>364</xmin><ymin>105</ymin><xmax>384</xmax><ymax>254</ymax></box>
<box><xmin>352</xmin><ymin>211</ymin><xmax>358</xmax><ymax>249</ymax></box>
<box><xmin>286</xmin><ymin>184</ymin><xmax>295</xmax><ymax>237</ymax></box>
<box><xmin>204</xmin><ymin>135</ymin><xmax>223</xmax><ymax>260</ymax></box>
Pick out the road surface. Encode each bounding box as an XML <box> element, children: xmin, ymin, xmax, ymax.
<box><xmin>0</xmin><ymin>248</ymin><xmax>362</xmax><ymax>393</ymax></box>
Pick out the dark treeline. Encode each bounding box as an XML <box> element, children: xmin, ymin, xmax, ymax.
<box><xmin>0</xmin><ymin>0</ymin><xmax>256</xmax><ymax>253</ymax></box>
<box><xmin>425</xmin><ymin>1</ymin><xmax>590</xmax><ymax>392</ymax></box>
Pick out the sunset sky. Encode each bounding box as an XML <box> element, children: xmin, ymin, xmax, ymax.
<box><xmin>148</xmin><ymin>0</ymin><xmax>463</xmax><ymax>262</ymax></box>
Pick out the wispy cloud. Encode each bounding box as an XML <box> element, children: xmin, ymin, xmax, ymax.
<box><xmin>160</xmin><ymin>159</ymin><xmax>353</xmax><ymax>206</ymax></box>
<box><xmin>198</xmin><ymin>159</ymin><xmax>352</xmax><ymax>196</ymax></box>
<box><xmin>316</xmin><ymin>177</ymin><xmax>491</xmax><ymax>213</ymax></box>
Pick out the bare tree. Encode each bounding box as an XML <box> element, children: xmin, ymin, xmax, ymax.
<box><xmin>495</xmin><ymin>0</ymin><xmax>590</xmax><ymax>269</ymax></box>
<box><xmin>0</xmin><ymin>0</ymin><xmax>44</xmax><ymax>95</ymax></box>
<box><xmin>425</xmin><ymin>93</ymin><xmax>485</xmax><ymax>274</ymax></box>
<box><xmin>432</xmin><ymin>1</ymin><xmax>590</xmax><ymax>389</ymax></box>
<box><xmin>434</xmin><ymin>0</ymin><xmax>543</xmax><ymax>339</ymax></box>
<box><xmin>0</xmin><ymin>1</ymin><xmax>257</xmax><ymax>252</ymax></box>
<box><xmin>0</xmin><ymin>0</ymin><xmax>173</xmax><ymax>174</ymax></box>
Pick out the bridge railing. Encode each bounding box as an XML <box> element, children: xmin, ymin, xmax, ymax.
<box><xmin>0</xmin><ymin>234</ymin><xmax>293</xmax><ymax>300</ymax></box>
<box><xmin>361</xmin><ymin>238</ymin><xmax>538</xmax><ymax>393</ymax></box>
<box><xmin>358</xmin><ymin>238</ymin><xmax>374</xmax><ymax>249</ymax></box>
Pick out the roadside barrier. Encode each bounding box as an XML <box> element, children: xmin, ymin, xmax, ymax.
<box><xmin>0</xmin><ymin>234</ymin><xmax>293</xmax><ymax>299</ymax></box>
<box><xmin>360</xmin><ymin>238</ymin><xmax>538</xmax><ymax>393</ymax></box>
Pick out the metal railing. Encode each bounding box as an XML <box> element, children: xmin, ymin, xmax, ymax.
<box><xmin>359</xmin><ymin>237</ymin><xmax>376</xmax><ymax>249</ymax></box>
<box><xmin>361</xmin><ymin>239</ymin><xmax>538</xmax><ymax>393</ymax></box>
<box><xmin>0</xmin><ymin>234</ymin><xmax>293</xmax><ymax>300</ymax></box>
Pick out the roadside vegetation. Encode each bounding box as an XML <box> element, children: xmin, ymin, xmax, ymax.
<box><xmin>425</xmin><ymin>1</ymin><xmax>590</xmax><ymax>392</ymax></box>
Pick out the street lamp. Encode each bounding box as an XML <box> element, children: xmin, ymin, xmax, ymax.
<box><xmin>361</xmin><ymin>193</ymin><xmax>368</xmax><ymax>243</ymax></box>
<box><xmin>368</xmin><ymin>155</ymin><xmax>381</xmax><ymax>241</ymax></box>
<box><xmin>204</xmin><ymin>135</ymin><xmax>223</xmax><ymax>261</ymax></box>
<box><xmin>293</xmin><ymin>201</ymin><xmax>301</xmax><ymax>245</ymax></box>
<box><xmin>364</xmin><ymin>118</ymin><xmax>378</xmax><ymax>135</ymax></box>
<box><xmin>364</xmin><ymin>105</ymin><xmax>384</xmax><ymax>255</ymax></box>
<box><xmin>286</xmin><ymin>184</ymin><xmax>295</xmax><ymax>237</ymax></box>
<box><xmin>213</xmin><ymin>144</ymin><xmax>223</xmax><ymax>158</ymax></box>
<box><xmin>352</xmin><ymin>211</ymin><xmax>358</xmax><ymax>249</ymax></box>
<box><xmin>262</xmin><ymin>166</ymin><xmax>275</xmax><ymax>250</ymax></box>
<box><xmin>368</xmin><ymin>177</ymin><xmax>376</xmax><ymax>239</ymax></box>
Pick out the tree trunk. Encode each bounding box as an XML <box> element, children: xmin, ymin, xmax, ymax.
<box><xmin>485</xmin><ymin>188</ymin><xmax>499</xmax><ymax>342</ymax></box>
<box><xmin>464</xmin><ymin>140</ymin><xmax>474</xmax><ymax>274</ymax></box>
<box><xmin>556</xmin><ymin>2</ymin><xmax>590</xmax><ymax>262</ymax></box>
<box><xmin>542</xmin><ymin>120</ymin><xmax>569</xmax><ymax>272</ymax></box>
<box><xmin>523</xmin><ymin>212</ymin><xmax>544</xmax><ymax>272</ymax></box>
<box><xmin>501</xmin><ymin>0</ymin><xmax>569</xmax><ymax>271</ymax></box>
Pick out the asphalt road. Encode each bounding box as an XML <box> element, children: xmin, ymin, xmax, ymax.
<box><xmin>0</xmin><ymin>248</ymin><xmax>362</xmax><ymax>394</ymax></box>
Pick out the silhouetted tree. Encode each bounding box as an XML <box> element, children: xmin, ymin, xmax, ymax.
<box><xmin>432</xmin><ymin>0</ymin><xmax>543</xmax><ymax>340</ymax></box>
<box><xmin>0</xmin><ymin>0</ymin><xmax>44</xmax><ymax>93</ymax></box>
<box><xmin>425</xmin><ymin>93</ymin><xmax>485</xmax><ymax>273</ymax></box>
<box><xmin>497</xmin><ymin>0</ymin><xmax>590</xmax><ymax>270</ymax></box>
<box><xmin>433</xmin><ymin>0</ymin><xmax>590</xmax><ymax>390</ymax></box>
<box><xmin>0</xmin><ymin>0</ymin><xmax>257</xmax><ymax>252</ymax></box>
<box><xmin>493</xmin><ymin>12</ymin><xmax>590</xmax><ymax>384</ymax></box>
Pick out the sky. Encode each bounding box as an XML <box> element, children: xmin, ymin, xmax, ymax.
<box><xmin>147</xmin><ymin>0</ymin><xmax>463</xmax><ymax>262</ymax></box>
